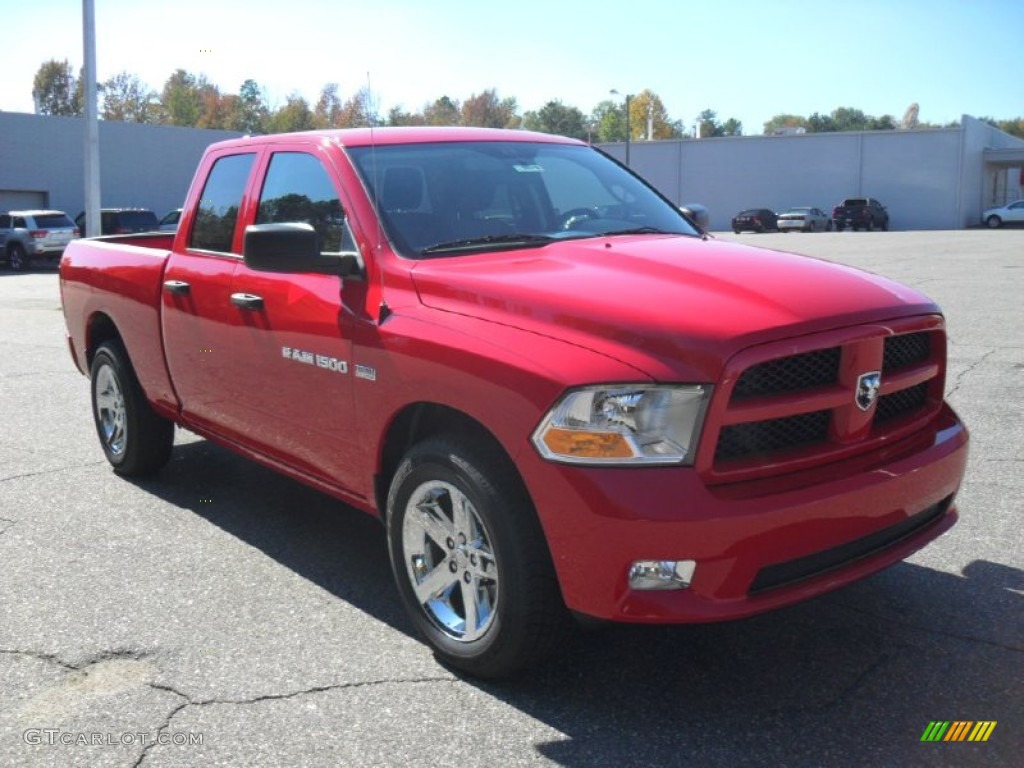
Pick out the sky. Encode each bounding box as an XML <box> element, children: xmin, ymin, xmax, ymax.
<box><xmin>1</xmin><ymin>0</ymin><xmax>1021</xmax><ymax>133</ymax></box>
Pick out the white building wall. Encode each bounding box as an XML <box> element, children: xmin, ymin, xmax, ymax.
<box><xmin>601</xmin><ymin>118</ymin><xmax>1024</xmax><ymax>231</ymax></box>
<box><xmin>0</xmin><ymin>112</ymin><xmax>242</xmax><ymax>218</ymax></box>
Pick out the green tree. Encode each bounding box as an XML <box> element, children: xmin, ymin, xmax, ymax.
<box><xmin>806</xmin><ymin>112</ymin><xmax>834</xmax><ymax>132</ymax></box>
<box><xmin>267</xmin><ymin>94</ymin><xmax>314</xmax><ymax>133</ymax></box>
<box><xmin>522</xmin><ymin>100</ymin><xmax>587</xmax><ymax>140</ymax></box>
<box><xmin>227</xmin><ymin>79</ymin><xmax>269</xmax><ymax>133</ymax></box>
<box><xmin>591</xmin><ymin>99</ymin><xmax>625</xmax><ymax>142</ymax></box>
<box><xmin>160</xmin><ymin>69</ymin><xmax>203</xmax><ymax>126</ymax></box>
<box><xmin>720</xmin><ymin>117</ymin><xmax>743</xmax><ymax>136</ymax></box>
<box><xmin>763</xmin><ymin>113</ymin><xmax>808</xmax><ymax>134</ymax></box>
<box><xmin>386</xmin><ymin>105</ymin><xmax>425</xmax><ymax>126</ymax></box>
<box><xmin>424</xmin><ymin>95</ymin><xmax>460</xmax><ymax>126</ymax></box>
<box><xmin>996</xmin><ymin>117</ymin><xmax>1024</xmax><ymax>138</ymax></box>
<box><xmin>101</xmin><ymin>71</ymin><xmax>156</xmax><ymax>122</ymax></box>
<box><xmin>32</xmin><ymin>59</ymin><xmax>79</xmax><ymax>116</ymax></box>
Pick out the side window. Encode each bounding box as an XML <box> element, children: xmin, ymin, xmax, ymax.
<box><xmin>256</xmin><ymin>152</ymin><xmax>356</xmax><ymax>255</ymax></box>
<box><xmin>0</xmin><ymin>215</ymin><xmax>10</xmax><ymax>229</ymax></box>
<box><xmin>190</xmin><ymin>153</ymin><xmax>256</xmax><ymax>253</ymax></box>
<box><xmin>13</xmin><ymin>217</ymin><xmax>26</xmax><ymax>228</ymax></box>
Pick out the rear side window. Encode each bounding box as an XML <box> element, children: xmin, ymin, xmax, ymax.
<box><xmin>0</xmin><ymin>216</ymin><xmax>10</xmax><ymax>228</ymax></box>
<box><xmin>190</xmin><ymin>153</ymin><xmax>256</xmax><ymax>253</ymax></box>
<box><xmin>117</xmin><ymin>211</ymin><xmax>158</xmax><ymax>231</ymax></box>
<box><xmin>33</xmin><ymin>214</ymin><xmax>76</xmax><ymax>228</ymax></box>
<box><xmin>256</xmin><ymin>152</ymin><xmax>356</xmax><ymax>255</ymax></box>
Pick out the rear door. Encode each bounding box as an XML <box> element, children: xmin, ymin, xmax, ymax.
<box><xmin>162</xmin><ymin>150</ymin><xmax>258</xmax><ymax>438</ymax></box>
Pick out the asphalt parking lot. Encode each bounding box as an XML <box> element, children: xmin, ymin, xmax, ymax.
<box><xmin>0</xmin><ymin>229</ymin><xmax>1021</xmax><ymax>767</ymax></box>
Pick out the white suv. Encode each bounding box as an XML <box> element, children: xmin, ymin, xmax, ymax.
<box><xmin>0</xmin><ymin>210</ymin><xmax>80</xmax><ymax>271</ymax></box>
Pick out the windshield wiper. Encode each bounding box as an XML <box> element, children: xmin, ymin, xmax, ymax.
<box><xmin>593</xmin><ymin>226</ymin><xmax>685</xmax><ymax>237</ymax></box>
<box><xmin>421</xmin><ymin>233</ymin><xmax>555</xmax><ymax>255</ymax></box>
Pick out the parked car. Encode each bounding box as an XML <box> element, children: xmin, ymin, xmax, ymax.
<box><xmin>731</xmin><ymin>208</ymin><xmax>777</xmax><ymax>233</ymax></box>
<box><xmin>158</xmin><ymin>209</ymin><xmax>183</xmax><ymax>232</ymax></box>
<box><xmin>832</xmin><ymin>198</ymin><xmax>889</xmax><ymax>231</ymax></box>
<box><xmin>0</xmin><ymin>210</ymin><xmax>80</xmax><ymax>271</ymax></box>
<box><xmin>777</xmin><ymin>207</ymin><xmax>832</xmax><ymax>232</ymax></box>
<box><xmin>75</xmin><ymin>208</ymin><xmax>160</xmax><ymax>236</ymax></box>
<box><xmin>981</xmin><ymin>200</ymin><xmax>1024</xmax><ymax>228</ymax></box>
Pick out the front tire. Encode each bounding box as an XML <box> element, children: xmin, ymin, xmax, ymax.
<box><xmin>90</xmin><ymin>341</ymin><xmax>174</xmax><ymax>476</ymax></box>
<box><xmin>986</xmin><ymin>215</ymin><xmax>1002</xmax><ymax>228</ymax></box>
<box><xmin>386</xmin><ymin>436</ymin><xmax>569</xmax><ymax>678</ymax></box>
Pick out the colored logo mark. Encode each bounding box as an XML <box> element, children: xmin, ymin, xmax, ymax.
<box><xmin>921</xmin><ymin>721</ymin><xmax>997</xmax><ymax>742</ymax></box>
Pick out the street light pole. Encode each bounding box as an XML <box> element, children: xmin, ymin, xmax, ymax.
<box><xmin>82</xmin><ymin>0</ymin><xmax>101</xmax><ymax>237</ymax></box>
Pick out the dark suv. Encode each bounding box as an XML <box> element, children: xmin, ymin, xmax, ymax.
<box><xmin>731</xmin><ymin>208</ymin><xmax>777</xmax><ymax>233</ymax></box>
<box><xmin>0</xmin><ymin>210</ymin><xmax>80</xmax><ymax>271</ymax></box>
<box><xmin>75</xmin><ymin>208</ymin><xmax>159</xmax><ymax>236</ymax></box>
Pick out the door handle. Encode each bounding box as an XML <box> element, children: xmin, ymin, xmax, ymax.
<box><xmin>163</xmin><ymin>280</ymin><xmax>191</xmax><ymax>295</ymax></box>
<box><xmin>230</xmin><ymin>292</ymin><xmax>264</xmax><ymax>311</ymax></box>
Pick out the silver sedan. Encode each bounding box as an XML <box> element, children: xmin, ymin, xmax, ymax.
<box><xmin>777</xmin><ymin>206</ymin><xmax>832</xmax><ymax>232</ymax></box>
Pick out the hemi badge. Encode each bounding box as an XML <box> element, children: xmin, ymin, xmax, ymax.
<box><xmin>355</xmin><ymin>364</ymin><xmax>377</xmax><ymax>381</ymax></box>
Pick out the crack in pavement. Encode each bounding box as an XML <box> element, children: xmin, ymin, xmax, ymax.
<box><xmin>0</xmin><ymin>517</ymin><xmax>15</xmax><ymax>537</ymax></box>
<box><xmin>0</xmin><ymin>460</ymin><xmax>107</xmax><ymax>484</ymax></box>
<box><xmin>0</xmin><ymin>647</ymin><xmax>78</xmax><ymax>672</ymax></box>
<box><xmin>133</xmin><ymin>675</ymin><xmax>456</xmax><ymax>767</ymax></box>
<box><xmin>946</xmin><ymin>350</ymin><xmax>995</xmax><ymax>398</ymax></box>
<box><xmin>834</xmin><ymin>603</ymin><xmax>1024</xmax><ymax>653</ymax></box>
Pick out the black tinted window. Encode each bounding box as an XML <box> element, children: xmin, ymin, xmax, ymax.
<box><xmin>0</xmin><ymin>216</ymin><xmax>10</xmax><ymax>228</ymax></box>
<box><xmin>34</xmin><ymin>214</ymin><xmax>76</xmax><ymax>228</ymax></box>
<box><xmin>116</xmin><ymin>211</ymin><xmax>158</xmax><ymax>231</ymax></box>
<box><xmin>256</xmin><ymin>152</ymin><xmax>355</xmax><ymax>255</ymax></box>
<box><xmin>190</xmin><ymin>153</ymin><xmax>256</xmax><ymax>253</ymax></box>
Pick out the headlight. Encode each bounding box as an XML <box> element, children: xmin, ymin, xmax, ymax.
<box><xmin>532</xmin><ymin>384</ymin><xmax>710</xmax><ymax>465</ymax></box>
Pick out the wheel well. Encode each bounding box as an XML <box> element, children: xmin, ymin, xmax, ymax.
<box><xmin>85</xmin><ymin>313</ymin><xmax>123</xmax><ymax>369</ymax></box>
<box><xmin>374</xmin><ymin>403</ymin><xmax>523</xmax><ymax>521</ymax></box>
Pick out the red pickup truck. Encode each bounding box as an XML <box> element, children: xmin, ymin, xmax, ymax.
<box><xmin>59</xmin><ymin>128</ymin><xmax>968</xmax><ymax>677</ymax></box>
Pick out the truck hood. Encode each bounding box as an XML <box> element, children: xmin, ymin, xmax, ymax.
<box><xmin>409</xmin><ymin>235</ymin><xmax>938</xmax><ymax>381</ymax></box>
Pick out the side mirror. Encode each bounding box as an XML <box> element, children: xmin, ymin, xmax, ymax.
<box><xmin>243</xmin><ymin>222</ymin><xmax>363</xmax><ymax>277</ymax></box>
<box><xmin>679</xmin><ymin>203</ymin><xmax>710</xmax><ymax>231</ymax></box>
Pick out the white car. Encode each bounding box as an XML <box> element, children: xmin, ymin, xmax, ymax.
<box><xmin>777</xmin><ymin>206</ymin><xmax>832</xmax><ymax>232</ymax></box>
<box><xmin>982</xmin><ymin>200</ymin><xmax>1024</xmax><ymax>228</ymax></box>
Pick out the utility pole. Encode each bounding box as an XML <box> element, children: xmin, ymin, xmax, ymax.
<box><xmin>82</xmin><ymin>0</ymin><xmax>101</xmax><ymax>237</ymax></box>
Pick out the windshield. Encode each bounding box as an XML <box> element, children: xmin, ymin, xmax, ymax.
<box><xmin>347</xmin><ymin>141</ymin><xmax>699</xmax><ymax>258</ymax></box>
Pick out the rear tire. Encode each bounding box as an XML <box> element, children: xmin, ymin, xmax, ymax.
<box><xmin>7</xmin><ymin>244</ymin><xmax>29</xmax><ymax>272</ymax></box>
<box><xmin>90</xmin><ymin>340</ymin><xmax>174</xmax><ymax>476</ymax></box>
<box><xmin>386</xmin><ymin>435</ymin><xmax>570</xmax><ymax>678</ymax></box>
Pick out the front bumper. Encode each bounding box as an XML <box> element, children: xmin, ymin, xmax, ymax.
<box><xmin>777</xmin><ymin>219</ymin><xmax>808</xmax><ymax>231</ymax></box>
<box><xmin>521</xmin><ymin>402</ymin><xmax>968</xmax><ymax>622</ymax></box>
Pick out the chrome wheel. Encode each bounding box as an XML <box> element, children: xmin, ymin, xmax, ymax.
<box><xmin>402</xmin><ymin>480</ymin><xmax>498</xmax><ymax>642</ymax></box>
<box><xmin>94</xmin><ymin>363</ymin><xmax>127</xmax><ymax>457</ymax></box>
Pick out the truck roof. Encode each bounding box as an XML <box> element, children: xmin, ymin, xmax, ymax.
<box><xmin>207</xmin><ymin>126</ymin><xmax>585</xmax><ymax>152</ymax></box>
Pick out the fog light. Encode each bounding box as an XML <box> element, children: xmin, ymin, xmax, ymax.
<box><xmin>628</xmin><ymin>560</ymin><xmax>696</xmax><ymax>590</ymax></box>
